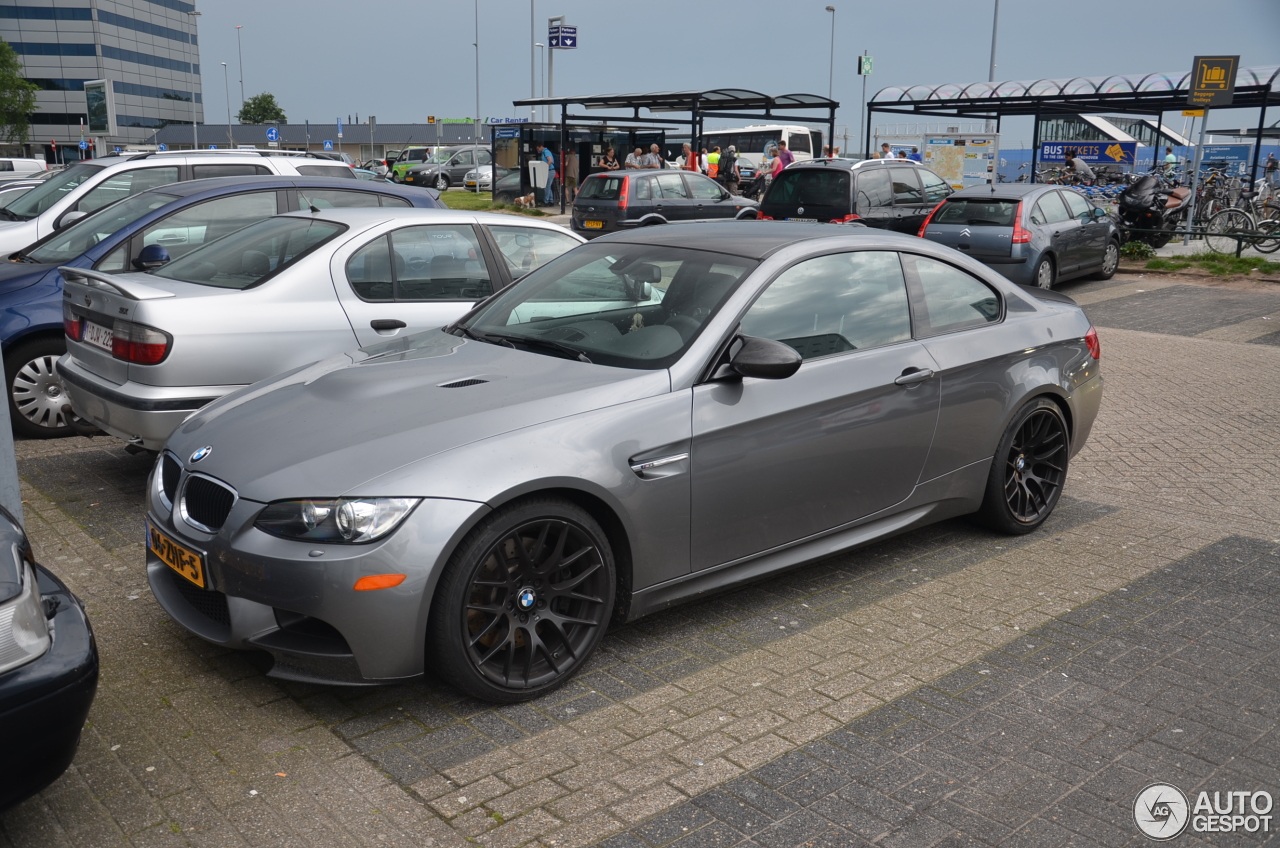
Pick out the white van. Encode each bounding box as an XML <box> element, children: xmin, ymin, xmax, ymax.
<box><xmin>0</xmin><ymin>158</ymin><xmax>50</xmax><ymax>180</ymax></box>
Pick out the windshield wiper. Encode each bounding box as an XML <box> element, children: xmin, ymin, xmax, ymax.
<box><xmin>451</xmin><ymin>324</ymin><xmax>513</xmax><ymax>348</ymax></box>
<box><xmin>0</xmin><ymin>208</ymin><xmax>23</xmax><ymax>222</ymax></box>
<box><xmin>10</xmin><ymin>252</ymin><xmax>37</xmax><ymax>263</ymax></box>
<box><xmin>966</xmin><ymin>218</ymin><xmax>1004</xmax><ymax>225</ymax></box>
<box><xmin>485</xmin><ymin>331</ymin><xmax>593</xmax><ymax>364</ymax></box>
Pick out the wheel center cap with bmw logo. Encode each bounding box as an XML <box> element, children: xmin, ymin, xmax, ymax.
<box><xmin>517</xmin><ymin>588</ymin><xmax>536</xmax><ymax>610</ymax></box>
<box><xmin>190</xmin><ymin>446</ymin><xmax>212</xmax><ymax>463</ymax></box>
<box><xmin>1015</xmin><ymin>455</ymin><xmax>1026</xmax><ymax>471</ymax></box>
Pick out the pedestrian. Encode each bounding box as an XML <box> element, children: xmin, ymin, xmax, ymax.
<box><xmin>625</xmin><ymin>147</ymin><xmax>643</xmax><ymax>169</ymax></box>
<box><xmin>534</xmin><ymin>142</ymin><xmax>557</xmax><ymax>205</ymax></box>
<box><xmin>777</xmin><ymin>139</ymin><xmax>794</xmax><ymax>169</ymax></box>
<box><xmin>641</xmin><ymin>143</ymin><xmax>663</xmax><ymax>169</ymax></box>
<box><xmin>707</xmin><ymin>146</ymin><xmax>721</xmax><ymax>180</ymax></box>
<box><xmin>1063</xmin><ymin>149</ymin><xmax>1095</xmax><ymax>185</ymax></box>
<box><xmin>601</xmin><ymin>147</ymin><xmax>620</xmax><ymax>170</ymax></box>
<box><xmin>564</xmin><ymin>148</ymin><xmax>579</xmax><ymax>202</ymax></box>
<box><xmin>1264</xmin><ymin>153</ymin><xmax>1278</xmax><ymax>188</ymax></box>
<box><xmin>909</xmin><ymin>146</ymin><xmax>923</xmax><ymax>162</ymax></box>
<box><xmin>880</xmin><ymin>142</ymin><xmax>892</xmax><ymax>160</ymax></box>
<box><xmin>681</xmin><ymin>143</ymin><xmax>699</xmax><ymax>172</ymax></box>
<box><xmin>822</xmin><ymin>145</ymin><xmax>832</xmax><ymax>158</ymax></box>
<box><xmin>719</xmin><ymin>145</ymin><xmax>741</xmax><ymax>194</ymax></box>
<box><xmin>1164</xmin><ymin>146</ymin><xmax>1177</xmax><ymax>173</ymax></box>
<box><xmin>896</xmin><ymin>150</ymin><xmax>908</xmax><ymax>159</ymax></box>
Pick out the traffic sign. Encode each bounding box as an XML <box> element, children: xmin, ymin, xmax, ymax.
<box><xmin>336</xmin><ymin>118</ymin><xmax>344</xmax><ymax>139</ymax></box>
<box><xmin>1182</xmin><ymin>109</ymin><xmax>1205</xmax><ymax>117</ymax></box>
<box><xmin>1187</xmin><ymin>55</ymin><xmax>1239</xmax><ymax>108</ymax></box>
<box><xmin>549</xmin><ymin>24</ymin><xmax>577</xmax><ymax>49</ymax></box>
<box><xmin>113</xmin><ymin>146</ymin><xmax>121</xmax><ymax>152</ymax></box>
<box><xmin>158</xmin><ymin>143</ymin><xmax>168</xmax><ymax>151</ymax></box>
<box><xmin>323</xmin><ymin>140</ymin><xmax>334</xmax><ymax>151</ymax></box>
<box><xmin>208</xmin><ymin>144</ymin><xmax>218</xmax><ymax>149</ymax></box>
<box><xmin>858</xmin><ymin>56</ymin><xmax>873</xmax><ymax>76</ymax></box>
<box><xmin>265</xmin><ymin>126</ymin><xmax>280</xmax><ymax>142</ymax></box>
<box><xmin>78</xmin><ymin>140</ymin><xmax>88</xmax><ymax>150</ymax></box>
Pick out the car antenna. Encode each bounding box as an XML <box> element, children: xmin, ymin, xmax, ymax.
<box><xmin>298</xmin><ymin>192</ymin><xmax>321</xmax><ymax>213</ymax></box>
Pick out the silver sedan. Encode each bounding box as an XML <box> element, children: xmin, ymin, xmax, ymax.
<box><xmin>145</xmin><ymin>222</ymin><xmax>1103</xmax><ymax>701</ymax></box>
<box><xmin>58</xmin><ymin>208</ymin><xmax>585</xmax><ymax>450</ymax></box>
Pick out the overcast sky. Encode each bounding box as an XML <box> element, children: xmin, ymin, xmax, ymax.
<box><xmin>194</xmin><ymin>0</ymin><xmax>1279</xmax><ymax>147</ymax></box>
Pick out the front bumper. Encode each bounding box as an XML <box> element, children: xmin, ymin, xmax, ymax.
<box><xmin>0</xmin><ymin>565</ymin><xmax>99</xmax><ymax>812</ymax></box>
<box><xmin>57</xmin><ymin>355</ymin><xmax>238</xmax><ymax>450</ymax></box>
<box><xmin>145</xmin><ymin>462</ymin><xmax>489</xmax><ymax>684</ymax></box>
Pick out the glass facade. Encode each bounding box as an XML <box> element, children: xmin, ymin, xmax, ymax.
<box><xmin>1</xmin><ymin>1</ymin><xmax>203</xmax><ymax>153</ymax></box>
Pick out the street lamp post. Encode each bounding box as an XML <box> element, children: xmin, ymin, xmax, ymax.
<box><xmin>188</xmin><ymin>9</ymin><xmax>200</xmax><ymax>149</ymax></box>
<box><xmin>221</xmin><ymin>63</ymin><xmax>232</xmax><ymax>147</ymax></box>
<box><xmin>825</xmin><ymin>6</ymin><xmax>836</xmax><ymax>102</ymax></box>
<box><xmin>530</xmin><ymin>0</ymin><xmax>536</xmax><ymax>122</ymax></box>
<box><xmin>474</xmin><ymin>0</ymin><xmax>481</xmax><ymax>143</ymax></box>
<box><xmin>536</xmin><ymin>43</ymin><xmax>545</xmax><ymax>122</ymax></box>
<box><xmin>236</xmin><ymin>25</ymin><xmax>245</xmax><ymax>112</ymax></box>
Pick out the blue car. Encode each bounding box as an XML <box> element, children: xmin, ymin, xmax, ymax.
<box><xmin>1</xmin><ymin>176</ymin><xmax>441</xmax><ymax>438</ymax></box>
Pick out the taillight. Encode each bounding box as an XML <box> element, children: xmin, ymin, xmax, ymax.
<box><xmin>829</xmin><ymin>213</ymin><xmax>861</xmax><ymax>224</ymax></box>
<box><xmin>917</xmin><ymin>200</ymin><xmax>946</xmax><ymax>237</ymax></box>
<box><xmin>1084</xmin><ymin>326</ymin><xmax>1100</xmax><ymax>360</ymax></box>
<box><xmin>111</xmin><ymin>319</ymin><xmax>170</xmax><ymax>365</ymax></box>
<box><xmin>758</xmin><ymin>214</ymin><xmax>775</xmax><ymax>220</ymax></box>
<box><xmin>618</xmin><ymin>176</ymin><xmax>629</xmax><ymax>210</ymax></box>
<box><xmin>1012</xmin><ymin>202</ymin><xmax>1032</xmax><ymax>243</ymax></box>
<box><xmin>63</xmin><ymin>302</ymin><xmax>83</xmax><ymax>341</ymax></box>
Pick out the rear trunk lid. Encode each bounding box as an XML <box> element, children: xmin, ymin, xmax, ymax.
<box><xmin>921</xmin><ymin>197</ymin><xmax>1019</xmax><ymax>260</ymax></box>
<box><xmin>61</xmin><ymin>269</ymin><xmax>176</xmax><ymax>385</ymax></box>
<box><xmin>759</xmin><ymin>168</ymin><xmax>851</xmax><ymax>222</ymax></box>
<box><xmin>573</xmin><ymin>173</ymin><xmax>628</xmax><ymax>232</ymax></box>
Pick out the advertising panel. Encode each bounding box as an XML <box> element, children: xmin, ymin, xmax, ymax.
<box><xmin>923</xmin><ymin>136</ymin><xmax>999</xmax><ymax>189</ymax></box>
<box><xmin>84</xmin><ymin>79</ymin><xmax>117</xmax><ymax>137</ymax></box>
<box><xmin>1197</xmin><ymin>144</ymin><xmax>1252</xmax><ymax>175</ymax></box>
<box><xmin>1039</xmin><ymin>141</ymin><xmax>1137</xmax><ymax>166</ymax></box>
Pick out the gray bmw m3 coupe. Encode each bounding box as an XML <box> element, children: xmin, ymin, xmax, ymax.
<box><xmin>146</xmin><ymin>222</ymin><xmax>1102</xmax><ymax>702</ymax></box>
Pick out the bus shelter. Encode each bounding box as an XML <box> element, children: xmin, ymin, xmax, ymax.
<box><xmin>488</xmin><ymin>122</ymin><xmax>675</xmax><ymax>207</ymax></box>
<box><xmin>513</xmin><ymin>89</ymin><xmax>839</xmax><ymax>212</ymax></box>
<box><xmin>865</xmin><ymin>65</ymin><xmax>1280</xmax><ymax>183</ymax></box>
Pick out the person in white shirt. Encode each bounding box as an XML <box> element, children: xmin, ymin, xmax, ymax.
<box><xmin>624</xmin><ymin>148</ymin><xmax>643</xmax><ymax>169</ymax></box>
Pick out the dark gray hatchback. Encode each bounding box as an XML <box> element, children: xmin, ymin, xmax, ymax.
<box><xmin>759</xmin><ymin>158</ymin><xmax>952</xmax><ymax>234</ymax></box>
<box><xmin>919</xmin><ymin>184</ymin><xmax>1120</xmax><ymax>289</ymax></box>
<box><xmin>570</xmin><ymin>170</ymin><xmax>757</xmax><ymax>237</ymax></box>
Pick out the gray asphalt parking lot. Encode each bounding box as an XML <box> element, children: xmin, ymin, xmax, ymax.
<box><xmin>2</xmin><ymin>268</ymin><xmax>1279</xmax><ymax>848</ymax></box>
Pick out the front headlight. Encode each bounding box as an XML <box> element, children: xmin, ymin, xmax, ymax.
<box><xmin>0</xmin><ymin>558</ymin><xmax>52</xmax><ymax>675</ymax></box>
<box><xmin>254</xmin><ymin>498</ymin><xmax>420</xmax><ymax>543</ymax></box>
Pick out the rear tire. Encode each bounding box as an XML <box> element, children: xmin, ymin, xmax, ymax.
<box><xmin>1205</xmin><ymin>208</ymin><xmax>1253</xmax><ymax>254</ymax></box>
<box><xmin>1033</xmin><ymin>256</ymin><xmax>1055</xmax><ymax>289</ymax></box>
<box><xmin>5</xmin><ymin>337</ymin><xmax>75</xmax><ymax>439</ymax></box>
<box><xmin>973</xmin><ymin>397</ymin><xmax>1069</xmax><ymax>535</ymax></box>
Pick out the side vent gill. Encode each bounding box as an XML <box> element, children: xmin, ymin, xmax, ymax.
<box><xmin>438</xmin><ymin>378</ymin><xmax>489</xmax><ymax>388</ymax></box>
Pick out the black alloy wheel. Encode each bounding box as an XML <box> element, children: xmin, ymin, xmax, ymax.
<box><xmin>974</xmin><ymin>397</ymin><xmax>1069</xmax><ymax>534</ymax></box>
<box><xmin>430</xmin><ymin>497</ymin><xmax>615</xmax><ymax>702</ymax></box>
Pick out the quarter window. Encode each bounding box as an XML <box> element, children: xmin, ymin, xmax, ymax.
<box><xmin>76</xmin><ymin>166</ymin><xmax>180</xmax><ymax>214</ymax></box>
<box><xmin>346</xmin><ymin>224</ymin><xmax>492</xmax><ymax>302</ymax></box>
<box><xmin>920</xmin><ymin>169</ymin><xmax>952</xmax><ymax>204</ymax></box>
<box><xmin>903</xmin><ymin>254</ymin><xmax>1001</xmax><ymax>336</ymax></box>
<box><xmin>889</xmin><ymin>168</ymin><xmax>923</xmax><ymax>204</ymax></box>
<box><xmin>740</xmin><ymin>251</ymin><xmax>912</xmax><ymax>361</ymax></box>
<box><xmin>297</xmin><ymin>188</ymin><xmax>380</xmax><ymax>209</ymax></box>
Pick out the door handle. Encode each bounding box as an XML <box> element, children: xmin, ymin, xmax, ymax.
<box><xmin>894</xmin><ymin>367</ymin><xmax>934</xmax><ymax>386</ymax></box>
<box><xmin>370</xmin><ymin>319</ymin><xmax>407</xmax><ymax>331</ymax></box>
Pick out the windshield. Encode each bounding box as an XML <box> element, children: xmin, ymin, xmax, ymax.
<box><xmin>461</xmin><ymin>243</ymin><xmax>757</xmax><ymax>370</ymax></box>
<box><xmin>27</xmin><ymin>191</ymin><xmax>177</xmax><ymax>263</ymax></box>
<box><xmin>426</xmin><ymin>149</ymin><xmax>455</xmax><ymax>164</ymax></box>
<box><xmin>153</xmin><ymin>216</ymin><xmax>347</xmax><ymax>290</ymax></box>
<box><xmin>5</xmin><ymin>163</ymin><xmax>105</xmax><ymax>220</ymax></box>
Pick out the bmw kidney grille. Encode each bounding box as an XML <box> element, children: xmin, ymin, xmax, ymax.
<box><xmin>181</xmin><ymin>475</ymin><xmax>237</xmax><ymax>532</ymax></box>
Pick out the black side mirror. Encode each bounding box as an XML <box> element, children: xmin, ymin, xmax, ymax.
<box><xmin>730</xmin><ymin>335</ymin><xmax>802</xmax><ymax>380</ymax></box>
<box><xmin>134</xmin><ymin>244</ymin><xmax>171</xmax><ymax>271</ymax></box>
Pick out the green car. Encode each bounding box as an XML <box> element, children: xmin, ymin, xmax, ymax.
<box><xmin>388</xmin><ymin>147</ymin><xmax>434</xmax><ymax>182</ymax></box>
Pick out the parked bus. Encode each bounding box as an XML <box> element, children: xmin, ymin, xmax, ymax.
<box><xmin>700</xmin><ymin>125</ymin><xmax>823</xmax><ymax>167</ymax></box>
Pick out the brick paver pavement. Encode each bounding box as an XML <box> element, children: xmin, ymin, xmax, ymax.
<box><xmin>2</xmin><ymin>271</ymin><xmax>1279</xmax><ymax>847</ymax></box>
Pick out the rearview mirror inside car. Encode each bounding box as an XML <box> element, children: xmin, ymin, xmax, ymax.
<box><xmin>730</xmin><ymin>335</ymin><xmax>802</xmax><ymax>380</ymax></box>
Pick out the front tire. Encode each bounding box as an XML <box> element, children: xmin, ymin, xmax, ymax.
<box><xmin>1093</xmin><ymin>240</ymin><xmax>1119</xmax><ymax>280</ymax></box>
<box><xmin>1033</xmin><ymin>255</ymin><xmax>1055</xmax><ymax>289</ymax></box>
<box><xmin>6</xmin><ymin>337</ymin><xmax>76</xmax><ymax>439</ymax></box>
<box><xmin>974</xmin><ymin>397</ymin><xmax>1069</xmax><ymax>535</ymax></box>
<box><xmin>434</xmin><ymin>174</ymin><xmax>450</xmax><ymax>191</ymax></box>
<box><xmin>428</xmin><ymin>497</ymin><xmax>616</xmax><ymax>702</ymax></box>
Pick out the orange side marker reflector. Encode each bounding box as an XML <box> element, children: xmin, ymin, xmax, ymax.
<box><xmin>353</xmin><ymin>574</ymin><xmax>407</xmax><ymax>591</ymax></box>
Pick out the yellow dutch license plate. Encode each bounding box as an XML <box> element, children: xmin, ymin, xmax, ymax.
<box><xmin>584</xmin><ymin>220</ymin><xmax>603</xmax><ymax>229</ymax></box>
<box><xmin>147</xmin><ymin>519</ymin><xmax>205</xmax><ymax>588</ymax></box>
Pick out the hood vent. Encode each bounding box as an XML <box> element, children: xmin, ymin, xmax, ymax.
<box><xmin>439</xmin><ymin>378</ymin><xmax>489</xmax><ymax>389</ymax></box>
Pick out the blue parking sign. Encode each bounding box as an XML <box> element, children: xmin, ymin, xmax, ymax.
<box><xmin>266</xmin><ymin>127</ymin><xmax>280</xmax><ymax>142</ymax></box>
<box><xmin>323</xmin><ymin>140</ymin><xmax>334</xmax><ymax>151</ymax></box>
<box><xmin>158</xmin><ymin>143</ymin><xmax>167</xmax><ymax>151</ymax></box>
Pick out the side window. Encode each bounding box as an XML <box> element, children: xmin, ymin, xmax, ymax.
<box><xmin>889</xmin><ymin>168</ymin><xmax>923</xmax><ymax>204</ymax></box>
<box><xmin>379</xmin><ymin>195</ymin><xmax>412</xmax><ymax>208</ymax></box>
<box><xmin>297</xmin><ymin>188</ymin><xmax>380</xmax><ymax>209</ymax></box>
<box><xmin>788</xmin><ymin>132</ymin><xmax>811</xmax><ymax>154</ymax></box>
<box><xmin>76</xmin><ymin>166</ymin><xmax>180</xmax><ymax>214</ymax></box>
<box><xmin>1032</xmin><ymin>193</ymin><xmax>1070</xmax><ymax>225</ymax></box>
<box><xmin>686</xmin><ymin>174</ymin><xmax>722</xmax><ymax>200</ymax></box>
<box><xmin>739</xmin><ymin>251</ymin><xmax>912</xmax><ymax>361</ymax></box>
<box><xmin>1060</xmin><ymin>190</ymin><xmax>1093</xmax><ymax>220</ymax></box>
<box><xmin>138</xmin><ymin>192</ymin><xmax>279</xmax><ymax>260</ymax></box>
<box><xmin>633</xmin><ymin>177</ymin><xmax>653</xmax><ymax>200</ymax></box>
<box><xmin>477</xmin><ymin>150</ymin><xmax>492</xmax><ymax>166</ymax></box>
<box><xmin>655</xmin><ymin>173</ymin><xmax>688</xmax><ymax>199</ymax></box>
<box><xmin>904</xmin><ymin>254</ymin><xmax>1001</xmax><ymax>336</ymax></box>
<box><xmin>97</xmin><ymin>242</ymin><xmax>128</xmax><ymax>272</ymax></box>
<box><xmin>348</xmin><ymin>225</ymin><xmax>492</xmax><ymax>302</ymax></box>
<box><xmin>855</xmin><ymin>168</ymin><xmax>893</xmax><ymax>209</ymax></box>
<box><xmin>920</xmin><ymin>170</ymin><xmax>952</xmax><ymax>204</ymax></box>
<box><xmin>489</xmin><ymin>225</ymin><xmax>580</xmax><ymax>276</ymax></box>
<box><xmin>453</xmin><ymin>151</ymin><xmax>474</xmax><ymax>167</ymax></box>
<box><xmin>192</xmin><ymin>164</ymin><xmax>271</xmax><ymax>178</ymax></box>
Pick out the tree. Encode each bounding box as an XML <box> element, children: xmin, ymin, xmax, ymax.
<box><xmin>0</xmin><ymin>40</ymin><xmax>38</xmax><ymax>144</ymax></box>
<box><xmin>237</xmin><ymin>93</ymin><xmax>287</xmax><ymax>125</ymax></box>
